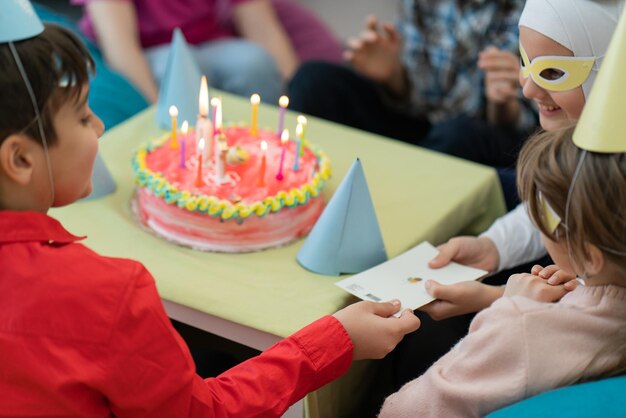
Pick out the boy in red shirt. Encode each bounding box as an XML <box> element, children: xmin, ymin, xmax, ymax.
<box><xmin>0</xmin><ymin>15</ymin><xmax>420</xmax><ymax>418</ymax></box>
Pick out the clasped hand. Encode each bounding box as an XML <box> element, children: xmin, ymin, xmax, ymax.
<box><xmin>504</xmin><ymin>264</ymin><xmax>579</xmax><ymax>301</ymax></box>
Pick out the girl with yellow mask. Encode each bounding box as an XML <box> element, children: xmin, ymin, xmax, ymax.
<box><xmin>390</xmin><ymin>0</ymin><xmax>626</xmax><ymax>397</ymax></box>
<box><xmin>421</xmin><ymin>0</ymin><xmax>625</xmax><ymax>319</ymax></box>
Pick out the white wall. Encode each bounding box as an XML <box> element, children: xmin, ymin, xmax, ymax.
<box><xmin>296</xmin><ymin>0</ymin><xmax>400</xmax><ymax>40</ymax></box>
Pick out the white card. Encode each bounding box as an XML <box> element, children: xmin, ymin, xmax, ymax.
<box><xmin>335</xmin><ymin>242</ymin><xmax>487</xmax><ymax>313</ymax></box>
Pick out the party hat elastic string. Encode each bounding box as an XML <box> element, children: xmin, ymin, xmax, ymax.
<box><xmin>9</xmin><ymin>41</ymin><xmax>55</xmax><ymax>205</ymax></box>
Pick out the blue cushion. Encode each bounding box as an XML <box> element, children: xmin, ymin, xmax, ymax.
<box><xmin>33</xmin><ymin>3</ymin><xmax>148</xmax><ymax>130</ymax></box>
<box><xmin>487</xmin><ymin>375</ymin><xmax>626</xmax><ymax>417</ymax></box>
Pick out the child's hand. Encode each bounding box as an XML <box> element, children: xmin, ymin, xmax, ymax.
<box><xmin>333</xmin><ymin>300</ymin><xmax>420</xmax><ymax>360</ymax></box>
<box><xmin>418</xmin><ymin>280</ymin><xmax>504</xmax><ymax>320</ymax></box>
<box><xmin>478</xmin><ymin>47</ymin><xmax>521</xmax><ymax>105</ymax></box>
<box><xmin>530</xmin><ymin>264</ymin><xmax>578</xmax><ymax>287</ymax></box>
<box><xmin>344</xmin><ymin>15</ymin><xmax>405</xmax><ymax>92</ymax></box>
<box><xmin>503</xmin><ymin>272</ymin><xmax>576</xmax><ymax>302</ymax></box>
<box><xmin>428</xmin><ymin>236</ymin><xmax>500</xmax><ymax>273</ymax></box>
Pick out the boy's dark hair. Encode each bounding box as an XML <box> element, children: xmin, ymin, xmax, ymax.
<box><xmin>517</xmin><ymin>126</ymin><xmax>626</xmax><ymax>274</ymax></box>
<box><xmin>0</xmin><ymin>24</ymin><xmax>95</xmax><ymax>147</ymax></box>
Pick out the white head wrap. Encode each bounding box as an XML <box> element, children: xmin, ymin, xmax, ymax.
<box><xmin>519</xmin><ymin>0</ymin><xmax>625</xmax><ymax>97</ymax></box>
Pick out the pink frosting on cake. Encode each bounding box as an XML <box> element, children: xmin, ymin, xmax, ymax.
<box><xmin>133</xmin><ymin>125</ymin><xmax>327</xmax><ymax>252</ymax></box>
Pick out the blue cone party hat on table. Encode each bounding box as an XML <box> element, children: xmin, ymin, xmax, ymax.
<box><xmin>297</xmin><ymin>159</ymin><xmax>388</xmax><ymax>276</ymax></box>
<box><xmin>83</xmin><ymin>153</ymin><xmax>116</xmax><ymax>201</ymax></box>
<box><xmin>0</xmin><ymin>0</ymin><xmax>44</xmax><ymax>43</ymax></box>
<box><xmin>157</xmin><ymin>28</ymin><xmax>203</xmax><ymax>128</ymax></box>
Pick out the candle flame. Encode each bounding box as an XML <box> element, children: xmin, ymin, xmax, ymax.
<box><xmin>210</xmin><ymin>97</ymin><xmax>220</xmax><ymax>107</ymax></box>
<box><xmin>199</xmin><ymin>76</ymin><xmax>209</xmax><ymax>116</ymax></box>
<box><xmin>261</xmin><ymin>140</ymin><xmax>268</xmax><ymax>152</ymax></box>
<box><xmin>296</xmin><ymin>123</ymin><xmax>304</xmax><ymax>139</ymax></box>
<box><xmin>279</xmin><ymin>95</ymin><xmax>289</xmax><ymax>108</ymax></box>
<box><xmin>181</xmin><ymin>120</ymin><xmax>189</xmax><ymax>135</ymax></box>
<box><xmin>198</xmin><ymin>137</ymin><xmax>206</xmax><ymax>151</ymax></box>
<box><xmin>281</xmin><ymin>129</ymin><xmax>289</xmax><ymax>144</ymax></box>
<box><xmin>169</xmin><ymin>105</ymin><xmax>178</xmax><ymax>117</ymax></box>
<box><xmin>250</xmin><ymin>93</ymin><xmax>261</xmax><ymax>105</ymax></box>
<box><xmin>297</xmin><ymin>115</ymin><xmax>307</xmax><ymax>125</ymax></box>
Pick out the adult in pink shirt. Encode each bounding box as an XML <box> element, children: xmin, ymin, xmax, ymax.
<box><xmin>73</xmin><ymin>0</ymin><xmax>299</xmax><ymax>103</ymax></box>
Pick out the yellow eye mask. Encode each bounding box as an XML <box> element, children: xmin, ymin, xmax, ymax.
<box><xmin>520</xmin><ymin>44</ymin><xmax>596</xmax><ymax>92</ymax></box>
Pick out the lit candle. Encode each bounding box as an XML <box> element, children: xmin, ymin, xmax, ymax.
<box><xmin>293</xmin><ymin>122</ymin><xmax>303</xmax><ymax>171</ymax></box>
<box><xmin>195</xmin><ymin>137</ymin><xmax>205</xmax><ymax>187</ymax></box>
<box><xmin>199</xmin><ymin>76</ymin><xmax>209</xmax><ymax>116</ymax></box>
<box><xmin>277</xmin><ymin>95</ymin><xmax>289</xmax><ymax>135</ymax></box>
<box><xmin>276</xmin><ymin>129</ymin><xmax>289</xmax><ymax>181</ymax></box>
<box><xmin>250</xmin><ymin>93</ymin><xmax>260</xmax><ymax>137</ymax></box>
<box><xmin>296</xmin><ymin>115</ymin><xmax>307</xmax><ymax>156</ymax></box>
<box><xmin>196</xmin><ymin>76</ymin><xmax>212</xmax><ymax>159</ymax></box>
<box><xmin>169</xmin><ymin>105</ymin><xmax>179</xmax><ymax>149</ymax></box>
<box><xmin>216</xmin><ymin>136</ymin><xmax>228</xmax><ymax>184</ymax></box>
<box><xmin>180</xmin><ymin>120</ymin><xmax>188</xmax><ymax>169</ymax></box>
<box><xmin>257</xmin><ymin>140</ymin><xmax>267</xmax><ymax>187</ymax></box>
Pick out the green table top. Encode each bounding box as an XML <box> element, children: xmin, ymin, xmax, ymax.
<box><xmin>51</xmin><ymin>94</ymin><xmax>505</xmax><ymax>338</ymax></box>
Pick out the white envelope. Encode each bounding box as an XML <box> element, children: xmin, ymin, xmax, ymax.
<box><xmin>335</xmin><ymin>242</ymin><xmax>487</xmax><ymax>313</ymax></box>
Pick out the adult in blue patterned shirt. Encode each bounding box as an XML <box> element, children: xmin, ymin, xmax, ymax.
<box><xmin>289</xmin><ymin>0</ymin><xmax>536</xmax><ymax>168</ymax></box>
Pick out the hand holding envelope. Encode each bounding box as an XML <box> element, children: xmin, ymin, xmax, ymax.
<box><xmin>417</xmin><ymin>279</ymin><xmax>504</xmax><ymax>320</ymax></box>
<box><xmin>336</xmin><ymin>242</ymin><xmax>488</xmax><ymax>316</ymax></box>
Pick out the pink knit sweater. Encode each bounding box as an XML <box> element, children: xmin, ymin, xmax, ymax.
<box><xmin>379</xmin><ymin>285</ymin><xmax>626</xmax><ymax>417</ymax></box>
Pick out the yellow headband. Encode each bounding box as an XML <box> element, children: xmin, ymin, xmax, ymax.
<box><xmin>520</xmin><ymin>43</ymin><xmax>596</xmax><ymax>92</ymax></box>
<box><xmin>539</xmin><ymin>192</ymin><xmax>562</xmax><ymax>234</ymax></box>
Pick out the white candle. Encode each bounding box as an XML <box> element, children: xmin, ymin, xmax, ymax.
<box><xmin>180</xmin><ymin>120</ymin><xmax>188</xmax><ymax>169</ymax></box>
<box><xmin>293</xmin><ymin>122</ymin><xmax>303</xmax><ymax>171</ymax></box>
<box><xmin>216</xmin><ymin>136</ymin><xmax>228</xmax><ymax>184</ymax></box>
<box><xmin>296</xmin><ymin>115</ymin><xmax>307</xmax><ymax>157</ymax></box>
<box><xmin>209</xmin><ymin>97</ymin><xmax>221</xmax><ymax>163</ymax></box>
<box><xmin>195</xmin><ymin>76</ymin><xmax>212</xmax><ymax>159</ymax></box>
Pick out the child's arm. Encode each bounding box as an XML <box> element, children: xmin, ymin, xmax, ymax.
<box><xmin>479</xmin><ymin>1</ymin><xmax>536</xmax><ymax>131</ymax></box>
<box><xmin>434</xmin><ymin>204</ymin><xmax>548</xmax><ymax>276</ymax></box>
<box><xmin>233</xmin><ymin>0</ymin><xmax>299</xmax><ymax>80</ymax></box>
<box><xmin>380</xmin><ymin>298</ymin><xmax>531</xmax><ymax>417</ymax></box>
<box><xmin>344</xmin><ymin>15</ymin><xmax>408</xmax><ymax>98</ymax></box>
<box><xmin>86</xmin><ymin>1</ymin><xmax>159</xmax><ymax>103</ymax></box>
<box><xmin>504</xmin><ymin>271</ymin><xmax>578</xmax><ymax>302</ymax></box>
<box><xmin>104</xmin><ymin>266</ymin><xmax>419</xmax><ymax>417</ymax></box>
<box><xmin>418</xmin><ymin>280</ymin><xmax>505</xmax><ymax>320</ymax></box>
<box><xmin>478</xmin><ymin>47</ymin><xmax>522</xmax><ymax>126</ymax></box>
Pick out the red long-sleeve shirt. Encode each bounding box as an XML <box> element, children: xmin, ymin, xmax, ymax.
<box><xmin>0</xmin><ymin>210</ymin><xmax>353</xmax><ymax>417</ymax></box>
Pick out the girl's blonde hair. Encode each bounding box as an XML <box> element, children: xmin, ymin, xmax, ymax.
<box><xmin>517</xmin><ymin>126</ymin><xmax>626</xmax><ymax>274</ymax></box>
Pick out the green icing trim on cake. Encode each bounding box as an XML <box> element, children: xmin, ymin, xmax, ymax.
<box><xmin>132</xmin><ymin>131</ymin><xmax>331</xmax><ymax>221</ymax></box>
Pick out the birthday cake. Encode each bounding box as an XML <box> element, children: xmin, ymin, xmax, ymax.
<box><xmin>131</xmin><ymin>123</ymin><xmax>331</xmax><ymax>253</ymax></box>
